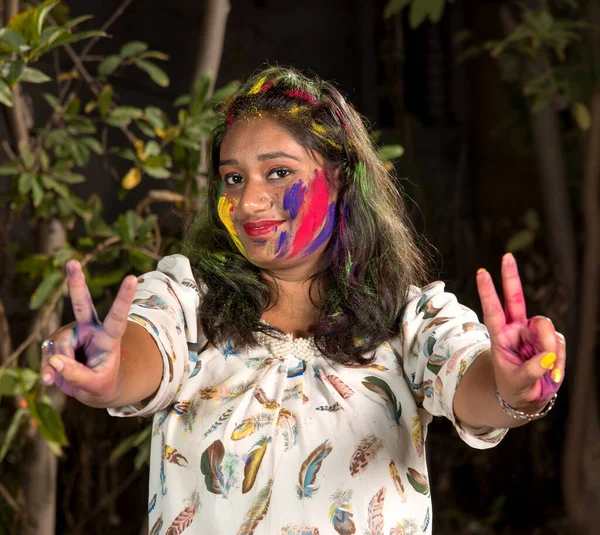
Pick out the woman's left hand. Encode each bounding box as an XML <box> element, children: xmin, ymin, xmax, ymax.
<box><xmin>476</xmin><ymin>253</ymin><xmax>565</xmax><ymax>411</ymax></box>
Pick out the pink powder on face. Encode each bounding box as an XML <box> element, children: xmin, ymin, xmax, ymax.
<box><xmin>288</xmin><ymin>170</ymin><xmax>330</xmax><ymax>258</ymax></box>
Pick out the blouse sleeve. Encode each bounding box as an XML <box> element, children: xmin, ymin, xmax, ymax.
<box><xmin>108</xmin><ymin>254</ymin><xmax>205</xmax><ymax>418</ymax></box>
<box><xmin>399</xmin><ymin>281</ymin><xmax>508</xmax><ymax>449</ymax></box>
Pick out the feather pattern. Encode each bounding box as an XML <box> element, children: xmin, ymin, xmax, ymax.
<box><xmin>254</xmin><ymin>387</ymin><xmax>280</xmax><ymax>409</ymax></box>
<box><xmin>389</xmin><ymin>519</ymin><xmax>418</xmax><ymax>535</ymax></box>
<box><xmin>283</xmin><ymin>382</ymin><xmax>309</xmax><ymax>403</ymax></box>
<box><xmin>388</xmin><ymin>460</ymin><xmax>407</xmax><ymax>502</ymax></box>
<box><xmin>445</xmin><ymin>343</ymin><xmax>484</xmax><ymax>375</ymax></box>
<box><xmin>165</xmin><ymin>445</ymin><xmax>188</xmax><ymax>467</ymax></box>
<box><xmin>237</xmin><ymin>479</ymin><xmax>273</xmax><ymax>535</ymax></box>
<box><xmin>149</xmin><ymin>514</ymin><xmax>163</xmax><ymax>535</ymax></box>
<box><xmin>296</xmin><ymin>440</ymin><xmax>333</xmax><ymax>499</ymax></box>
<box><xmin>349</xmin><ymin>435</ymin><xmax>383</xmax><ymax>477</ymax></box>
<box><xmin>148</xmin><ymin>493</ymin><xmax>157</xmax><ymax>514</ymax></box>
<box><xmin>165</xmin><ymin>491</ymin><xmax>200</xmax><ymax>535</ymax></box>
<box><xmin>231</xmin><ymin>412</ymin><xmax>275</xmax><ymax>441</ymax></box>
<box><xmin>280</xmin><ymin>525</ymin><xmax>320</xmax><ymax>535</ymax></box>
<box><xmin>366</xmin><ymin>487</ymin><xmax>386</xmax><ymax>535</ymax></box>
<box><xmin>422</xmin><ymin>507</ymin><xmax>431</xmax><ymax>532</ymax></box>
<box><xmin>276</xmin><ymin>408</ymin><xmax>298</xmax><ymax>451</ymax></box>
<box><xmin>316</xmin><ymin>402</ymin><xmax>342</xmax><ymax>412</ymax></box>
<box><xmin>411</xmin><ymin>415</ymin><xmax>424</xmax><ymax>457</ymax></box>
<box><xmin>328</xmin><ymin>489</ymin><xmax>356</xmax><ymax>535</ymax></box>
<box><xmin>200</xmin><ymin>439</ymin><xmax>232</xmax><ymax>497</ymax></box>
<box><xmin>199</xmin><ymin>380</ymin><xmax>255</xmax><ymax>403</ymax></box>
<box><xmin>160</xmin><ymin>432</ymin><xmax>167</xmax><ymax>496</ymax></box>
<box><xmin>202</xmin><ymin>407</ymin><xmax>234</xmax><ymax>439</ymax></box>
<box><xmin>421</xmin><ymin>316</ymin><xmax>452</xmax><ymax>333</ymax></box>
<box><xmin>362</xmin><ymin>376</ymin><xmax>402</xmax><ymax>424</ymax></box>
<box><xmin>243</xmin><ymin>436</ymin><xmax>272</xmax><ymax>494</ymax></box>
<box><xmin>326</xmin><ymin>374</ymin><xmax>354</xmax><ymax>398</ymax></box>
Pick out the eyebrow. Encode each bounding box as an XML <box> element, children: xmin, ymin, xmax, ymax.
<box><xmin>219</xmin><ymin>151</ymin><xmax>300</xmax><ymax>166</ymax></box>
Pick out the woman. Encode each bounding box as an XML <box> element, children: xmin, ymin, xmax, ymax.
<box><xmin>42</xmin><ymin>66</ymin><xmax>564</xmax><ymax>534</ymax></box>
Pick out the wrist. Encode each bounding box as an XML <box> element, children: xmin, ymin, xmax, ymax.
<box><xmin>495</xmin><ymin>391</ymin><xmax>557</xmax><ymax>422</ymax></box>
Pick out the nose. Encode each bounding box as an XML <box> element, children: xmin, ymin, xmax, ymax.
<box><xmin>239</xmin><ymin>178</ymin><xmax>273</xmax><ymax>213</ymax></box>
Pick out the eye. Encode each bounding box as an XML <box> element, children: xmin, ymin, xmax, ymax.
<box><xmin>267</xmin><ymin>167</ymin><xmax>293</xmax><ymax>180</ymax></box>
<box><xmin>223</xmin><ymin>173</ymin><xmax>243</xmax><ymax>186</ymax></box>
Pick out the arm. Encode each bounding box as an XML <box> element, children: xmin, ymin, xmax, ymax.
<box><xmin>453</xmin><ymin>253</ymin><xmax>565</xmax><ymax>429</ymax></box>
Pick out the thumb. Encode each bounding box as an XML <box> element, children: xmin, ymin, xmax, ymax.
<box><xmin>519</xmin><ymin>350</ymin><xmax>556</xmax><ymax>384</ymax></box>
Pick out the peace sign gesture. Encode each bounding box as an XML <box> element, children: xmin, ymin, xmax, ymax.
<box><xmin>476</xmin><ymin>253</ymin><xmax>565</xmax><ymax>411</ymax></box>
<box><xmin>41</xmin><ymin>260</ymin><xmax>138</xmax><ymax>407</ymax></box>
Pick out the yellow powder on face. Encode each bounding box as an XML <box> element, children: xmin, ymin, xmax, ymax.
<box><xmin>247</xmin><ymin>76</ymin><xmax>268</xmax><ymax>95</ymax></box>
<box><xmin>217</xmin><ymin>195</ymin><xmax>245</xmax><ymax>254</ymax></box>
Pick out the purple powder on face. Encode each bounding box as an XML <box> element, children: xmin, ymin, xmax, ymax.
<box><xmin>283</xmin><ymin>180</ymin><xmax>306</xmax><ymax>220</ymax></box>
<box><xmin>305</xmin><ymin>202</ymin><xmax>337</xmax><ymax>255</ymax></box>
<box><xmin>276</xmin><ymin>230</ymin><xmax>290</xmax><ymax>257</ymax></box>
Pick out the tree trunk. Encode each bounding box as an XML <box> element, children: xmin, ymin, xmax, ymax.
<box><xmin>562</xmin><ymin>1</ymin><xmax>600</xmax><ymax>531</ymax></box>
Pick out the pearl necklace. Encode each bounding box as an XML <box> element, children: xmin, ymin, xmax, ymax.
<box><xmin>255</xmin><ymin>330</ymin><xmax>320</xmax><ymax>363</ymax></box>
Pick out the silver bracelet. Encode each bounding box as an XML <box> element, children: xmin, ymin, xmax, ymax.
<box><xmin>495</xmin><ymin>391</ymin><xmax>557</xmax><ymax>421</ymax></box>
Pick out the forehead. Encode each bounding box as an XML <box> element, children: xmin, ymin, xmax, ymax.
<box><xmin>220</xmin><ymin>116</ymin><xmax>309</xmax><ymax>160</ymax></box>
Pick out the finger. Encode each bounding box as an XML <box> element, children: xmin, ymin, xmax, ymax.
<box><xmin>103</xmin><ymin>275</ymin><xmax>138</xmax><ymax>340</ymax></box>
<box><xmin>501</xmin><ymin>253</ymin><xmax>527</xmax><ymax>324</ymax></box>
<box><xmin>47</xmin><ymin>353</ymin><xmax>106</xmax><ymax>395</ymax></box>
<box><xmin>528</xmin><ymin>316</ymin><xmax>557</xmax><ymax>353</ymax></box>
<box><xmin>66</xmin><ymin>260</ymin><xmax>100</xmax><ymax>326</ymax></box>
<box><xmin>476</xmin><ymin>268</ymin><xmax>506</xmax><ymax>336</ymax></box>
<box><xmin>41</xmin><ymin>328</ymin><xmax>76</xmax><ymax>386</ymax></box>
<box><xmin>517</xmin><ymin>349</ymin><xmax>560</xmax><ymax>400</ymax></box>
<box><xmin>551</xmin><ymin>332</ymin><xmax>566</xmax><ymax>385</ymax></box>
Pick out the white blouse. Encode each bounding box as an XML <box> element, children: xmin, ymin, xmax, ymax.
<box><xmin>109</xmin><ymin>254</ymin><xmax>507</xmax><ymax>535</ymax></box>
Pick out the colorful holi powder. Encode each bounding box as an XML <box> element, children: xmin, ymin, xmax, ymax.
<box><xmin>311</xmin><ymin>122</ymin><xmax>327</xmax><ymax>136</ymax></box>
<box><xmin>305</xmin><ymin>201</ymin><xmax>336</xmax><ymax>254</ymax></box>
<box><xmin>288</xmin><ymin>105</ymin><xmax>307</xmax><ymax>115</ymax></box>
<box><xmin>283</xmin><ymin>180</ymin><xmax>306</xmax><ymax>220</ymax></box>
<box><xmin>288</xmin><ymin>170</ymin><xmax>330</xmax><ymax>258</ymax></box>
<box><xmin>284</xmin><ymin>90</ymin><xmax>317</xmax><ymax>105</ymax></box>
<box><xmin>275</xmin><ymin>230</ymin><xmax>290</xmax><ymax>257</ymax></box>
<box><xmin>248</xmin><ymin>75</ymin><xmax>268</xmax><ymax>95</ymax></box>
<box><xmin>217</xmin><ymin>195</ymin><xmax>245</xmax><ymax>254</ymax></box>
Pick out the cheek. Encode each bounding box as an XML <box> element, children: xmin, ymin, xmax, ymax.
<box><xmin>218</xmin><ymin>195</ymin><xmax>245</xmax><ymax>253</ymax></box>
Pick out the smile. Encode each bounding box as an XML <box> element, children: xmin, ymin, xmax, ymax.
<box><xmin>242</xmin><ymin>220</ymin><xmax>285</xmax><ymax>237</ymax></box>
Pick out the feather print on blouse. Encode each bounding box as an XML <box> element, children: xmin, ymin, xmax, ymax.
<box><xmin>153</xmin><ymin>409</ymin><xmax>169</xmax><ymax>436</ymax></box>
<box><xmin>254</xmin><ymin>386</ymin><xmax>280</xmax><ymax>409</ymax></box>
<box><xmin>415</xmin><ymin>295</ymin><xmax>442</xmax><ymax>319</ymax></box>
<box><xmin>149</xmin><ymin>514</ymin><xmax>163</xmax><ymax>535</ymax></box>
<box><xmin>276</xmin><ymin>408</ymin><xmax>298</xmax><ymax>451</ymax></box>
<box><xmin>445</xmin><ymin>342</ymin><xmax>485</xmax><ymax>375</ymax></box>
<box><xmin>366</xmin><ymin>487</ymin><xmax>386</xmax><ymax>535</ymax></box>
<box><xmin>199</xmin><ymin>379</ymin><xmax>255</xmax><ymax>403</ymax></box>
<box><xmin>420</xmin><ymin>316</ymin><xmax>452</xmax><ymax>333</ymax></box>
<box><xmin>283</xmin><ymin>382</ymin><xmax>309</xmax><ymax>404</ymax></box>
<box><xmin>316</xmin><ymin>402</ymin><xmax>342</xmax><ymax>411</ymax></box>
<box><xmin>411</xmin><ymin>415</ymin><xmax>424</xmax><ymax>457</ymax></box>
<box><xmin>422</xmin><ymin>507</ymin><xmax>431</xmax><ymax>532</ymax></box>
<box><xmin>328</xmin><ymin>489</ymin><xmax>356</xmax><ymax>535</ymax></box>
<box><xmin>237</xmin><ymin>478</ymin><xmax>273</xmax><ymax>535</ymax></box>
<box><xmin>231</xmin><ymin>412</ymin><xmax>276</xmax><ymax>441</ymax></box>
<box><xmin>160</xmin><ymin>432</ymin><xmax>167</xmax><ymax>496</ymax></box>
<box><xmin>388</xmin><ymin>460</ymin><xmax>407</xmax><ymax>502</ymax></box>
<box><xmin>165</xmin><ymin>490</ymin><xmax>200</xmax><ymax>535</ymax></box>
<box><xmin>148</xmin><ymin>493</ymin><xmax>157</xmax><ymax>513</ymax></box>
<box><xmin>349</xmin><ymin>435</ymin><xmax>383</xmax><ymax>477</ymax></box>
<box><xmin>243</xmin><ymin>436</ymin><xmax>272</xmax><ymax>493</ymax></box>
<box><xmin>389</xmin><ymin>519</ymin><xmax>418</xmax><ymax>535</ymax></box>
<box><xmin>279</xmin><ymin>525</ymin><xmax>321</xmax><ymax>535</ymax></box>
<box><xmin>165</xmin><ymin>445</ymin><xmax>188</xmax><ymax>467</ymax></box>
<box><xmin>296</xmin><ymin>439</ymin><xmax>333</xmax><ymax>499</ymax></box>
<box><xmin>202</xmin><ymin>407</ymin><xmax>234</xmax><ymax>439</ymax></box>
<box><xmin>200</xmin><ymin>439</ymin><xmax>236</xmax><ymax>498</ymax></box>
<box><xmin>361</xmin><ymin>376</ymin><xmax>402</xmax><ymax>424</ymax></box>
<box><xmin>325</xmin><ymin>374</ymin><xmax>354</xmax><ymax>398</ymax></box>
<box><xmin>406</xmin><ymin>467</ymin><xmax>430</xmax><ymax>496</ymax></box>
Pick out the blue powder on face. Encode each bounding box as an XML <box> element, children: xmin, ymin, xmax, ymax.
<box><xmin>283</xmin><ymin>180</ymin><xmax>306</xmax><ymax>220</ymax></box>
<box><xmin>305</xmin><ymin>202</ymin><xmax>336</xmax><ymax>254</ymax></box>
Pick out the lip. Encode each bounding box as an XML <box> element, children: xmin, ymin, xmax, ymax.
<box><xmin>242</xmin><ymin>220</ymin><xmax>285</xmax><ymax>237</ymax></box>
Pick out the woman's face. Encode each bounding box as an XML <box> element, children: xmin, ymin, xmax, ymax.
<box><xmin>218</xmin><ymin>116</ymin><xmax>338</xmax><ymax>273</ymax></box>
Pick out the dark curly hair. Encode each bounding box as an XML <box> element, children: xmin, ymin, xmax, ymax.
<box><xmin>182</xmin><ymin>66</ymin><xmax>430</xmax><ymax>364</ymax></box>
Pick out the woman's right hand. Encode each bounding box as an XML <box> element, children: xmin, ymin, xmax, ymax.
<box><xmin>41</xmin><ymin>260</ymin><xmax>138</xmax><ymax>407</ymax></box>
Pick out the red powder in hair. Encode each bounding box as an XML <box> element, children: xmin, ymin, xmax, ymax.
<box><xmin>226</xmin><ymin>113</ymin><xmax>235</xmax><ymax>125</ymax></box>
<box><xmin>261</xmin><ymin>81</ymin><xmax>274</xmax><ymax>92</ymax></box>
<box><xmin>284</xmin><ymin>90</ymin><xmax>317</xmax><ymax>105</ymax></box>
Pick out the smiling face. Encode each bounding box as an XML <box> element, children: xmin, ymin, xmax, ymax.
<box><xmin>217</xmin><ymin>116</ymin><xmax>338</xmax><ymax>273</ymax></box>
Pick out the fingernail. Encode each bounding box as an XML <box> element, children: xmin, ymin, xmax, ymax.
<box><xmin>503</xmin><ymin>252</ymin><xmax>514</xmax><ymax>263</ymax></box>
<box><xmin>42</xmin><ymin>372</ymin><xmax>53</xmax><ymax>385</ymax></box>
<box><xmin>477</xmin><ymin>268</ymin><xmax>487</xmax><ymax>275</ymax></box>
<box><xmin>551</xmin><ymin>368</ymin><xmax>563</xmax><ymax>384</ymax></box>
<box><xmin>49</xmin><ymin>357</ymin><xmax>64</xmax><ymax>372</ymax></box>
<box><xmin>540</xmin><ymin>352</ymin><xmax>557</xmax><ymax>370</ymax></box>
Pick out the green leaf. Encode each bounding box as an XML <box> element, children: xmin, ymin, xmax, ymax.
<box><xmin>134</xmin><ymin>119</ymin><xmax>156</xmax><ymax>138</ymax></box>
<box><xmin>67</xmin><ymin>118</ymin><xmax>96</xmax><ymax>135</ymax></box>
<box><xmin>0</xmin><ymin>78</ymin><xmax>13</xmax><ymax>107</ymax></box>
<box><xmin>378</xmin><ymin>144</ymin><xmax>405</xmax><ymax>161</ymax></box>
<box><xmin>428</xmin><ymin>0</ymin><xmax>445</xmax><ymax>24</ymax></box>
<box><xmin>135</xmin><ymin>59</ymin><xmax>169</xmax><ymax>87</ymax></box>
<box><xmin>208</xmin><ymin>80</ymin><xmax>241</xmax><ymax>106</ymax></box>
<box><xmin>190</xmin><ymin>74</ymin><xmax>210</xmax><ymax>113</ymax></box>
<box><xmin>109</xmin><ymin>432</ymin><xmax>139</xmax><ymax>464</ymax></box>
<box><xmin>134</xmin><ymin>437</ymin><xmax>151</xmax><ymax>470</ymax></box>
<box><xmin>0</xmin><ymin>408</ymin><xmax>28</xmax><ymax>463</ymax></box>
<box><xmin>110</xmin><ymin>106</ymin><xmax>144</xmax><ymax>121</ymax></box>
<box><xmin>0</xmin><ymin>161</ymin><xmax>19</xmax><ymax>175</ymax></box>
<box><xmin>98</xmin><ymin>84</ymin><xmax>113</xmax><ymax>116</ymax></box>
<box><xmin>173</xmin><ymin>94</ymin><xmax>190</xmax><ymax>108</ymax></box>
<box><xmin>6</xmin><ymin>59</ymin><xmax>25</xmax><ymax>86</ymax></box>
<box><xmin>409</xmin><ymin>1</ymin><xmax>428</xmax><ymax>29</ymax></box>
<box><xmin>19</xmin><ymin>142</ymin><xmax>35</xmax><ymax>169</ymax></box>
<box><xmin>0</xmin><ymin>28</ymin><xmax>28</xmax><ymax>52</ymax></box>
<box><xmin>144</xmin><ymin>140</ymin><xmax>161</xmax><ymax>158</ymax></box>
<box><xmin>42</xmin><ymin>30</ymin><xmax>106</xmax><ymax>54</ymax></box>
<box><xmin>31</xmin><ymin>178</ymin><xmax>44</xmax><ymax>206</ymax></box>
<box><xmin>35</xmin><ymin>1</ymin><xmax>61</xmax><ymax>39</ymax></box>
<box><xmin>571</xmin><ymin>101</ymin><xmax>591</xmax><ymax>131</ymax></box>
<box><xmin>143</xmin><ymin>106</ymin><xmax>168</xmax><ymax>130</ymax></box>
<box><xmin>80</xmin><ymin>136</ymin><xmax>103</xmax><ymax>155</ymax></box>
<box><xmin>42</xmin><ymin>92</ymin><xmax>60</xmax><ymax>110</ymax></box>
<box><xmin>65</xmin><ymin>15</ymin><xmax>93</xmax><ymax>28</ymax></box>
<box><xmin>30</xmin><ymin>271</ymin><xmax>63</xmax><ymax>309</ymax></box>
<box><xmin>384</xmin><ymin>0</ymin><xmax>411</xmax><ymax>19</ymax></box>
<box><xmin>18</xmin><ymin>172</ymin><xmax>36</xmax><ymax>194</ymax></box>
<box><xmin>36</xmin><ymin>400</ymin><xmax>68</xmax><ymax>446</ymax></box>
<box><xmin>138</xmin><ymin>51</ymin><xmax>169</xmax><ymax>61</ymax></box>
<box><xmin>120</xmin><ymin>40</ymin><xmax>148</xmax><ymax>58</ymax></box>
<box><xmin>40</xmin><ymin>26</ymin><xmax>67</xmax><ymax>48</ymax></box>
<box><xmin>0</xmin><ymin>369</ymin><xmax>20</xmax><ymax>395</ymax></box>
<box><xmin>55</xmin><ymin>172</ymin><xmax>85</xmax><ymax>184</ymax></box>
<box><xmin>98</xmin><ymin>55</ymin><xmax>122</xmax><ymax>77</ymax></box>
<box><xmin>87</xmin><ymin>269</ymin><xmax>128</xmax><ymax>297</ymax></box>
<box><xmin>143</xmin><ymin>166</ymin><xmax>170</xmax><ymax>179</ymax></box>
<box><xmin>506</xmin><ymin>229</ymin><xmax>536</xmax><ymax>253</ymax></box>
<box><xmin>65</xmin><ymin>97</ymin><xmax>81</xmax><ymax>116</ymax></box>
